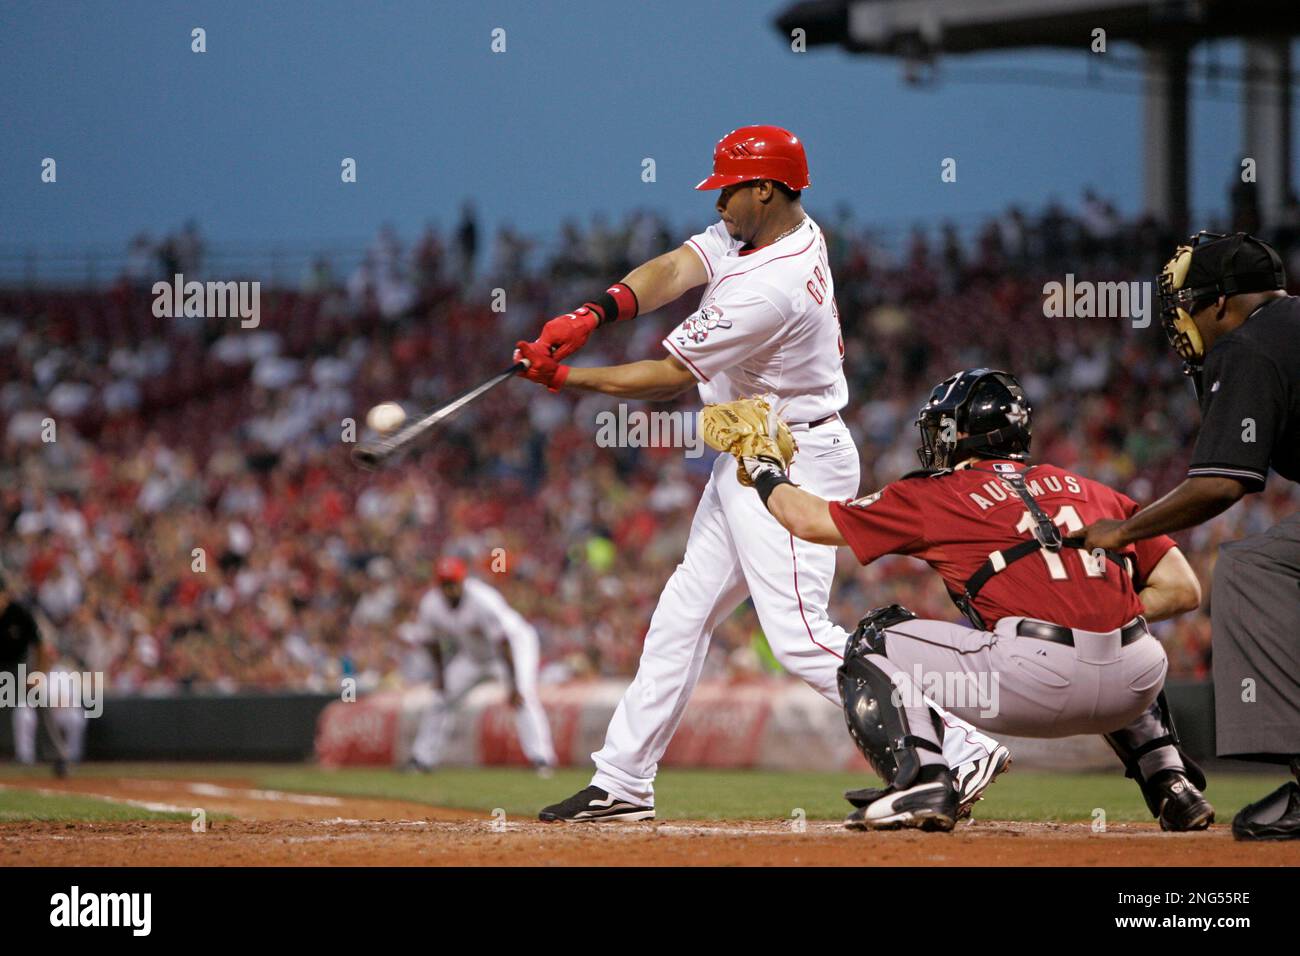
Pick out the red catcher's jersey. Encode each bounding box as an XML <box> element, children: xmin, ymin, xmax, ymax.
<box><xmin>827</xmin><ymin>461</ymin><xmax>1177</xmax><ymax>632</ymax></box>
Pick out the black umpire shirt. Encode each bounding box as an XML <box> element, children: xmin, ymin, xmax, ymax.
<box><xmin>1188</xmin><ymin>295</ymin><xmax>1300</xmax><ymax>491</ymax></box>
<box><xmin>0</xmin><ymin>599</ymin><xmax>42</xmax><ymax>676</ymax></box>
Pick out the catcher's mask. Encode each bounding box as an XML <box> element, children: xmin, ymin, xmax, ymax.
<box><xmin>1158</xmin><ymin>231</ymin><xmax>1286</xmax><ymax>374</ymax></box>
<box><xmin>916</xmin><ymin>368</ymin><xmax>1032</xmax><ymax>470</ymax></box>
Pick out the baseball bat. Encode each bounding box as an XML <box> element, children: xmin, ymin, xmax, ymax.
<box><xmin>351</xmin><ymin>361</ymin><xmax>527</xmax><ymax>469</ymax></box>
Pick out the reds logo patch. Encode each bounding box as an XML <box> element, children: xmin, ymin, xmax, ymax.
<box><xmin>677</xmin><ymin>305</ymin><xmax>731</xmax><ymax>345</ymax></box>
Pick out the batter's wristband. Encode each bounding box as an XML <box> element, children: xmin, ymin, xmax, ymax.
<box><xmin>755</xmin><ymin>471</ymin><xmax>794</xmax><ymax>507</ymax></box>
<box><xmin>590</xmin><ymin>283</ymin><xmax>639</xmax><ymax>326</ymax></box>
<box><xmin>548</xmin><ymin>363</ymin><xmax>571</xmax><ymax>393</ymax></box>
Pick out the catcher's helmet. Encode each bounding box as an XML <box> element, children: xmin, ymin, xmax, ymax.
<box><xmin>1158</xmin><ymin>230</ymin><xmax>1285</xmax><ymax>374</ymax></box>
<box><xmin>695</xmin><ymin>125</ymin><xmax>810</xmax><ymax>192</ymax></box>
<box><xmin>916</xmin><ymin>369</ymin><xmax>1032</xmax><ymax>470</ymax></box>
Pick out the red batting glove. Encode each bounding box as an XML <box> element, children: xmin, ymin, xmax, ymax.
<box><xmin>514</xmin><ymin>340</ymin><xmax>570</xmax><ymax>392</ymax></box>
<box><xmin>536</xmin><ymin>306</ymin><xmax>601</xmax><ymax>361</ymax></box>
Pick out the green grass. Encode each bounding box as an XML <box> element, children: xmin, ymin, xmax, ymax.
<box><xmin>252</xmin><ymin>765</ymin><xmax>1295</xmax><ymax>823</ymax></box>
<box><xmin>0</xmin><ymin>788</ymin><xmax>193</xmax><ymax>823</ymax></box>
<box><xmin>0</xmin><ymin>762</ymin><xmax>1291</xmax><ymax>823</ymax></box>
<box><xmin>0</xmin><ymin>762</ymin><xmax>267</xmax><ymax>782</ymax></box>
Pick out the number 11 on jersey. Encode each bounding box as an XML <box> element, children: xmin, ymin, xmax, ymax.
<box><xmin>1014</xmin><ymin>505</ymin><xmax>1105</xmax><ymax>580</ymax></box>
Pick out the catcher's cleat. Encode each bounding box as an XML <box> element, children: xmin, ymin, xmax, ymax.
<box><xmin>844</xmin><ymin>766</ymin><xmax>958</xmax><ymax>832</ymax></box>
<box><xmin>538</xmin><ymin>785</ymin><xmax>655</xmax><ymax>823</ymax></box>
<box><xmin>1150</xmin><ymin>769</ymin><xmax>1215</xmax><ymax>832</ymax></box>
<box><xmin>845</xmin><ymin>745</ymin><xmax>1012</xmax><ymax>821</ymax></box>
<box><xmin>1231</xmin><ymin>781</ymin><xmax>1300</xmax><ymax>841</ymax></box>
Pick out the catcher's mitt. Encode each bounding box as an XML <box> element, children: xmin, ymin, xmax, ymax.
<box><xmin>700</xmin><ymin>396</ymin><xmax>798</xmax><ymax>486</ymax></box>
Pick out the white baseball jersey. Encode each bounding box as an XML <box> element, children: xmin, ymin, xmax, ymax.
<box><xmin>665</xmin><ymin>218</ymin><xmax>848</xmax><ymax>423</ymax></box>
<box><xmin>409</xmin><ymin>578</ymin><xmax>528</xmax><ymax>665</ymax></box>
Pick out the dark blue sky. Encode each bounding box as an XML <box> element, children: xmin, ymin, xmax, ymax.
<box><xmin>1</xmin><ymin>0</ymin><xmax>1290</xmax><ymax>248</ymax></box>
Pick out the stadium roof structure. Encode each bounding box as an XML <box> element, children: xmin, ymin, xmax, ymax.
<box><xmin>774</xmin><ymin>0</ymin><xmax>1300</xmax><ymax>55</ymax></box>
<box><xmin>773</xmin><ymin>0</ymin><xmax>1300</xmax><ymax>230</ymax></box>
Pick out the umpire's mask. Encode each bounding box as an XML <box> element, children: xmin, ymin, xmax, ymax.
<box><xmin>1159</xmin><ymin>231</ymin><xmax>1286</xmax><ymax>375</ymax></box>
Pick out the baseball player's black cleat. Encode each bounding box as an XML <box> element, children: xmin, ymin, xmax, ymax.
<box><xmin>844</xmin><ymin>765</ymin><xmax>958</xmax><ymax>832</ymax></box>
<box><xmin>538</xmin><ymin>785</ymin><xmax>655</xmax><ymax>823</ymax></box>
<box><xmin>1150</xmin><ymin>768</ymin><xmax>1214</xmax><ymax>832</ymax></box>
<box><xmin>1231</xmin><ymin>781</ymin><xmax>1300</xmax><ymax>841</ymax></box>
<box><xmin>53</xmin><ymin>758</ymin><xmax>68</xmax><ymax>779</ymax></box>
<box><xmin>845</xmin><ymin>745</ymin><xmax>1012</xmax><ymax>822</ymax></box>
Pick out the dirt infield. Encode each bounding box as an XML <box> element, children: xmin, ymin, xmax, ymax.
<box><xmin>3</xmin><ymin>775</ymin><xmax>1299</xmax><ymax>866</ymax></box>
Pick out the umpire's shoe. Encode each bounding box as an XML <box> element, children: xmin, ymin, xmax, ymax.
<box><xmin>539</xmin><ymin>786</ymin><xmax>655</xmax><ymax>823</ymax></box>
<box><xmin>1232</xmin><ymin>781</ymin><xmax>1300</xmax><ymax>841</ymax></box>
<box><xmin>1150</xmin><ymin>769</ymin><xmax>1215</xmax><ymax>832</ymax></box>
<box><xmin>844</xmin><ymin>765</ymin><xmax>957</xmax><ymax>832</ymax></box>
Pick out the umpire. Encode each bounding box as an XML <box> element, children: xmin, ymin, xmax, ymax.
<box><xmin>0</xmin><ymin>572</ymin><xmax>57</xmax><ymax>769</ymax></box>
<box><xmin>1085</xmin><ymin>231</ymin><xmax>1300</xmax><ymax>841</ymax></box>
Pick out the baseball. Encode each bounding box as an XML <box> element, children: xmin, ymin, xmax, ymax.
<box><xmin>366</xmin><ymin>402</ymin><xmax>406</xmax><ymax>434</ymax></box>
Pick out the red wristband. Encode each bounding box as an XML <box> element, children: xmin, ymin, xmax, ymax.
<box><xmin>607</xmin><ymin>283</ymin><xmax>639</xmax><ymax>321</ymax></box>
<box><xmin>589</xmin><ymin>283</ymin><xmax>640</xmax><ymax>326</ymax></box>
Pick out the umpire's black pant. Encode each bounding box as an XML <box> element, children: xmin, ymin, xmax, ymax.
<box><xmin>1212</xmin><ymin>510</ymin><xmax>1300</xmax><ymax>763</ymax></box>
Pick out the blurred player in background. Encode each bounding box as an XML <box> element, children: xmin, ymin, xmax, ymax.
<box><xmin>513</xmin><ymin>125</ymin><xmax>1005</xmax><ymax>822</ymax></box>
<box><xmin>13</xmin><ymin>653</ymin><xmax>89</xmax><ymax>773</ymax></box>
<box><xmin>713</xmin><ymin>370</ymin><xmax>1211</xmax><ymax>831</ymax></box>
<box><xmin>402</xmin><ymin>557</ymin><xmax>556</xmax><ymax>774</ymax></box>
<box><xmin>0</xmin><ymin>574</ymin><xmax>72</xmax><ymax>777</ymax></box>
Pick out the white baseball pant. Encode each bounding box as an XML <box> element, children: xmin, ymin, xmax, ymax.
<box><xmin>411</xmin><ymin>635</ymin><xmax>556</xmax><ymax>769</ymax></box>
<box><xmin>13</xmin><ymin>704</ymin><xmax>86</xmax><ymax>764</ymax></box>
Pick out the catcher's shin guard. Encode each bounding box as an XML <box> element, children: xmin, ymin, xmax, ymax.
<box><xmin>1104</xmin><ymin>690</ymin><xmax>1207</xmax><ymax>818</ymax></box>
<box><xmin>838</xmin><ymin>605</ymin><xmax>944</xmax><ymax>789</ymax></box>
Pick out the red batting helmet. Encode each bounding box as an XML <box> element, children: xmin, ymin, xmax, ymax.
<box><xmin>695</xmin><ymin>125</ymin><xmax>810</xmax><ymax>192</ymax></box>
<box><xmin>435</xmin><ymin>556</ymin><xmax>467</xmax><ymax>584</ymax></box>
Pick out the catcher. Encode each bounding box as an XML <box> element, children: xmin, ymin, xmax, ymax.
<box><xmin>703</xmin><ymin>371</ymin><xmax>1213</xmax><ymax>832</ymax></box>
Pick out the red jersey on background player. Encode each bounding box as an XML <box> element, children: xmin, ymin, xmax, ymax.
<box><xmin>726</xmin><ymin>368</ymin><xmax>1214</xmax><ymax>832</ymax></box>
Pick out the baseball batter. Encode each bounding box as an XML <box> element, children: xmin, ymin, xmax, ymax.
<box><xmin>403</xmin><ymin>557</ymin><xmax>556</xmax><ymax>773</ymax></box>
<box><xmin>513</xmin><ymin>126</ymin><xmax>1005</xmax><ymax>822</ymax></box>
<box><xmin>713</xmin><ymin>368</ymin><xmax>1214</xmax><ymax>831</ymax></box>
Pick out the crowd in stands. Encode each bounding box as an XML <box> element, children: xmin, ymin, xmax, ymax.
<box><xmin>3</xmin><ymin>190</ymin><xmax>1299</xmax><ymax>696</ymax></box>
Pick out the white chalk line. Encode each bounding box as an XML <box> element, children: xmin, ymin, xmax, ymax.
<box><xmin>180</xmin><ymin>782</ymin><xmax>343</xmax><ymax>806</ymax></box>
<box><xmin>0</xmin><ymin>782</ymin><xmax>191</xmax><ymax>815</ymax></box>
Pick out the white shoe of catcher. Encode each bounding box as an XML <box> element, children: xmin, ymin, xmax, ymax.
<box><xmin>843</xmin><ymin>744</ymin><xmax>1013</xmax><ymax>823</ymax></box>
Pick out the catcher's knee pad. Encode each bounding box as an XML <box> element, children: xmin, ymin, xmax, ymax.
<box><xmin>837</xmin><ymin>604</ymin><xmax>942</xmax><ymax>789</ymax></box>
<box><xmin>1104</xmin><ymin>690</ymin><xmax>1207</xmax><ymax>818</ymax></box>
<box><xmin>843</xmin><ymin>604</ymin><xmax>917</xmax><ymax>658</ymax></box>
